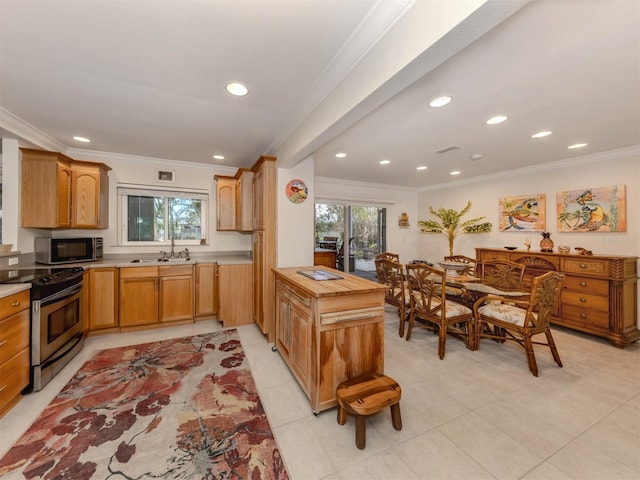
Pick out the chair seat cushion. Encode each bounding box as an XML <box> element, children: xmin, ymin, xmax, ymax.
<box><xmin>410</xmin><ymin>291</ymin><xmax>471</xmax><ymax>317</ymax></box>
<box><xmin>478</xmin><ymin>303</ymin><xmax>536</xmax><ymax>326</ymax></box>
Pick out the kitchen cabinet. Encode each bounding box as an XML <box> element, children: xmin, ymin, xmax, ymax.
<box><xmin>20</xmin><ymin>148</ymin><xmax>73</xmax><ymax>228</ymax></box>
<box><xmin>119</xmin><ymin>267</ymin><xmax>159</xmax><ymax>327</ymax></box>
<box><xmin>195</xmin><ymin>263</ymin><xmax>218</xmax><ymax>318</ymax></box>
<box><xmin>218</xmin><ymin>263</ymin><xmax>253</xmax><ymax>326</ymax></box>
<box><xmin>252</xmin><ymin>155</ymin><xmax>277</xmax><ymax>341</ymax></box>
<box><xmin>71</xmin><ymin>160</ymin><xmax>111</xmax><ymax>229</ymax></box>
<box><xmin>235</xmin><ymin>168</ymin><xmax>253</xmax><ymax>232</ymax></box>
<box><xmin>273</xmin><ymin>267</ymin><xmax>387</xmax><ymax>413</ymax></box>
<box><xmin>159</xmin><ymin>265</ymin><xmax>194</xmax><ymax>322</ymax></box>
<box><xmin>215</xmin><ymin>175</ymin><xmax>236</xmax><ymax>231</ymax></box>
<box><xmin>87</xmin><ymin>268</ymin><xmax>119</xmax><ymax>332</ymax></box>
<box><xmin>476</xmin><ymin>248</ymin><xmax>639</xmax><ymax>348</ymax></box>
<box><xmin>20</xmin><ymin>148</ymin><xmax>111</xmax><ymax>229</ymax></box>
<box><xmin>0</xmin><ymin>290</ymin><xmax>30</xmax><ymax>417</ymax></box>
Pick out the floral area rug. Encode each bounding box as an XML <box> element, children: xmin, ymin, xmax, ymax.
<box><xmin>0</xmin><ymin>330</ymin><xmax>289</xmax><ymax>479</ymax></box>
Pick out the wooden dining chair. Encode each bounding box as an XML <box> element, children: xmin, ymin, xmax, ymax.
<box><xmin>405</xmin><ymin>263</ymin><xmax>473</xmax><ymax>359</ymax></box>
<box><xmin>473</xmin><ymin>271</ymin><xmax>565</xmax><ymax>376</ymax></box>
<box><xmin>375</xmin><ymin>252</ymin><xmax>400</xmax><ymax>262</ymax></box>
<box><xmin>443</xmin><ymin>255</ymin><xmax>477</xmax><ymax>276</ymax></box>
<box><xmin>477</xmin><ymin>259</ymin><xmax>525</xmax><ymax>292</ymax></box>
<box><xmin>374</xmin><ymin>258</ymin><xmax>410</xmax><ymax>337</ymax></box>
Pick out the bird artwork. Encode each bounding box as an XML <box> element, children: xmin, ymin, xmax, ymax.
<box><xmin>557</xmin><ymin>185</ymin><xmax>626</xmax><ymax>233</ymax></box>
<box><xmin>572</xmin><ymin>189</ymin><xmax>609</xmax><ymax>231</ymax></box>
<box><xmin>501</xmin><ymin>198</ymin><xmax>540</xmax><ymax>231</ymax></box>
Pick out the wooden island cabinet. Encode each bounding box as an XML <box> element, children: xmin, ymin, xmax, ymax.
<box><xmin>273</xmin><ymin>267</ymin><xmax>387</xmax><ymax>413</ymax></box>
<box><xmin>476</xmin><ymin>248</ymin><xmax>639</xmax><ymax>348</ymax></box>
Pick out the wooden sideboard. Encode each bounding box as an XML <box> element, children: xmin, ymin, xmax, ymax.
<box><xmin>476</xmin><ymin>248</ymin><xmax>639</xmax><ymax>348</ymax></box>
<box><xmin>313</xmin><ymin>249</ymin><xmax>337</xmax><ymax>269</ymax></box>
<box><xmin>273</xmin><ymin>267</ymin><xmax>387</xmax><ymax>413</ymax></box>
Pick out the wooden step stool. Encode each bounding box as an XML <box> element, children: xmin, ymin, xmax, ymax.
<box><xmin>336</xmin><ymin>373</ymin><xmax>402</xmax><ymax>449</ymax></box>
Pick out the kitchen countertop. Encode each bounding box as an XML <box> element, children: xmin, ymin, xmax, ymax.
<box><xmin>0</xmin><ymin>283</ymin><xmax>31</xmax><ymax>299</ymax></box>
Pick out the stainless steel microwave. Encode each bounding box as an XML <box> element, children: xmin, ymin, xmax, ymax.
<box><xmin>35</xmin><ymin>237</ymin><xmax>103</xmax><ymax>264</ymax></box>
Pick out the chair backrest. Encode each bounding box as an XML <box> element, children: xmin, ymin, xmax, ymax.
<box><xmin>375</xmin><ymin>252</ymin><xmax>400</xmax><ymax>262</ymax></box>
<box><xmin>443</xmin><ymin>255</ymin><xmax>477</xmax><ymax>276</ymax></box>
<box><xmin>526</xmin><ymin>271</ymin><xmax>564</xmax><ymax>328</ymax></box>
<box><xmin>405</xmin><ymin>262</ymin><xmax>445</xmax><ymax>318</ymax></box>
<box><xmin>477</xmin><ymin>259</ymin><xmax>525</xmax><ymax>292</ymax></box>
<box><xmin>374</xmin><ymin>258</ymin><xmax>406</xmax><ymax>307</ymax></box>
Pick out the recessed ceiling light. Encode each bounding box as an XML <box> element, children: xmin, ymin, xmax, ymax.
<box><xmin>470</xmin><ymin>153</ymin><xmax>483</xmax><ymax>161</ymax></box>
<box><xmin>213</xmin><ymin>154</ymin><xmax>225</xmax><ymax>160</ymax></box>
<box><xmin>450</xmin><ymin>170</ymin><xmax>461</xmax><ymax>176</ymax></box>
<box><xmin>416</xmin><ymin>166</ymin><xmax>427</xmax><ymax>171</ymax></box>
<box><xmin>486</xmin><ymin>115</ymin><xmax>507</xmax><ymax>125</ymax></box>
<box><xmin>379</xmin><ymin>160</ymin><xmax>391</xmax><ymax>165</ymax></box>
<box><xmin>335</xmin><ymin>152</ymin><xmax>346</xmax><ymax>158</ymax></box>
<box><xmin>73</xmin><ymin>136</ymin><xmax>90</xmax><ymax>142</ymax></box>
<box><xmin>225</xmin><ymin>82</ymin><xmax>248</xmax><ymax>96</ymax></box>
<box><xmin>532</xmin><ymin>131</ymin><xmax>552</xmax><ymax>138</ymax></box>
<box><xmin>568</xmin><ymin>143</ymin><xmax>587</xmax><ymax>149</ymax></box>
<box><xmin>429</xmin><ymin>95</ymin><xmax>452</xmax><ymax>108</ymax></box>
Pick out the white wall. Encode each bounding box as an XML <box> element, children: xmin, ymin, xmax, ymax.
<box><xmin>313</xmin><ymin>176</ymin><xmax>419</xmax><ymax>265</ymax></box>
<box><xmin>416</xmin><ymin>148</ymin><xmax>639</xmax><ymax>262</ymax></box>
<box><xmin>277</xmin><ymin>155</ymin><xmax>315</xmax><ymax>268</ymax></box>
<box><xmin>19</xmin><ymin>149</ymin><xmax>252</xmax><ymax>254</ymax></box>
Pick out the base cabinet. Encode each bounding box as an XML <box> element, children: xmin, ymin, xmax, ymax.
<box><xmin>273</xmin><ymin>267</ymin><xmax>386</xmax><ymax>413</ymax></box>
<box><xmin>195</xmin><ymin>263</ymin><xmax>218</xmax><ymax>318</ymax></box>
<box><xmin>476</xmin><ymin>248</ymin><xmax>639</xmax><ymax>348</ymax></box>
<box><xmin>88</xmin><ymin>268</ymin><xmax>119</xmax><ymax>331</ymax></box>
<box><xmin>0</xmin><ymin>290</ymin><xmax>30</xmax><ymax>417</ymax></box>
<box><xmin>159</xmin><ymin>265</ymin><xmax>194</xmax><ymax>322</ymax></box>
<box><xmin>119</xmin><ymin>267</ymin><xmax>159</xmax><ymax>327</ymax></box>
<box><xmin>218</xmin><ymin>263</ymin><xmax>253</xmax><ymax>326</ymax></box>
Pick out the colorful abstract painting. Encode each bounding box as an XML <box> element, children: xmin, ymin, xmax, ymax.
<box><xmin>498</xmin><ymin>194</ymin><xmax>546</xmax><ymax>231</ymax></box>
<box><xmin>556</xmin><ymin>185</ymin><xmax>626</xmax><ymax>232</ymax></box>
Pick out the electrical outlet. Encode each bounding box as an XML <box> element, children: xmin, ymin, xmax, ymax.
<box><xmin>8</xmin><ymin>257</ymin><xmax>19</xmax><ymax>266</ymax></box>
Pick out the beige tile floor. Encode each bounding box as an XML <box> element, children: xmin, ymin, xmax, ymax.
<box><xmin>1</xmin><ymin>308</ymin><xmax>638</xmax><ymax>479</ymax></box>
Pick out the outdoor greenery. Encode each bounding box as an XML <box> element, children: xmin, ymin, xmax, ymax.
<box><xmin>315</xmin><ymin>204</ymin><xmax>383</xmax><ymax>258</ymax></box>
<box><xmin>418</xmin><ymin>200</ymin><xmax>492</xmax><ymax>255</ymax></box>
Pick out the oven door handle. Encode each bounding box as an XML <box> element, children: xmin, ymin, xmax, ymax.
<box><xmin>38</xmin><ymin>282</ymin><xmax>83</xmax><ymax>307</ymax></box>
<box><xmin>40</xmin><ymin>332</ymin><xmax>84</xmax><ymax>370</ymax></box>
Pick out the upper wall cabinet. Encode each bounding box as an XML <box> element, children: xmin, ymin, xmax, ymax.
<box><xmin>214</xmin><ymin>168</ymin><xmax>253</xmax><ymax>232</ymax></box>
<box><xmin>20</xmin><ymin>148</ymin><xmax>111</xmax><ymax>229</ymax></box>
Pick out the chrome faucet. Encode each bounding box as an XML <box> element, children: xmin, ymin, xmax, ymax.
<box><xmin>170</xmin><ymin>237</ymin><xmax>175</xmax><ymax>258</ymax></box>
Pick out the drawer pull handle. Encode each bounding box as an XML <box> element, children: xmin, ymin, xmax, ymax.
<box><xmin>11</xmin><ymin>301</ymin><xmax>20</xmax><ymax>307</ymax></box>
<box><xmin>0</xmin><ymin>340</ymin><xmax>6</xmax><ymax>347</ymax></box>
<box><xmin>579</xmin><ymin>263</ymin><xmax>587</xmax><ymax>268</ymax></box>
<box><xmin>579</xmin><ymin>297</ymin><xmax>587</xmax><ymax>303</ymax></box>
<box><xmin>579</xmin><ymin>281</ymin><xmax>587</xmax><ymax>287</ymax></box>
<box><xmin>0</xmin><ymin>385</ymin><xmax>6</xmax><ymax>392</ymax></box>
<box><xmin>580</xmin><ymin>313</ymin><xmax>587</xmax><ymax>319</ymax></box>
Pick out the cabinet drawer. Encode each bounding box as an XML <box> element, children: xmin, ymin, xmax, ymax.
<box><xmin>0</xmin><ymin>290</ymin><xmax>30</xmax><ymax>318</ymax></box>
<box><xmin>159</xmin><ymin>265</ymin><xmax>193</xmax><ymax>276</ymax></box>
<box><xmin>120</xmin><ymin>266</ymin><xmax>158</xmax><ymax>279</ymax></box>
<box><xmin>561</xmin><ymin>304</ymin><xmax>610</xmax><ymax>330</ymax></box>
<box><xmin>561</xmin><ymin>258</ymin><xmax>609</xmax><ymax>277</ymax></box>
<box><xmin>0</xmin><ymin>309</ymin><xmax>30</xmax><ymax>364</ymax></box>
<box><xmin>561</xmin><ymin>290</ymin><xmax>609</xmax><ymax>312</ymax></box>
<box><xmin>0</xmin><ymin>347</ymin><xmax>30</xmax><ymax>413</ymax></box>
<box><xmin>562</xmin><ymin>276</ymin><xmax>609</xmax><ymax>295</ymax></box>
<box><xmin>478</xmin><ymin>251</ymin><xmax>509</xmax><ymax>261</ymax></box>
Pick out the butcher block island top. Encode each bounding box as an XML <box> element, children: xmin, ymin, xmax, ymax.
<box><xmin>272</xmin><ymin>267</ymin><xmax>387</xmax><ymax>413</ymax></box>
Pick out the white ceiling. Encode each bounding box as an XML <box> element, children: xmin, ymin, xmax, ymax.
<box><xmin>1</xmin><ymin>0</ymin><xmax>638</xmax><ymax>189</ymax></box>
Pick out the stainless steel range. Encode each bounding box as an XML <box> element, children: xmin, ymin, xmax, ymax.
<box><xmin>0</xmin><ymin>267</ymin><xmax>85</xmax><ymax>392</ymax></box>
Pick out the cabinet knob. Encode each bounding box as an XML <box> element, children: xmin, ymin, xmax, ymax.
<box><xmin>580</xmin><ymin>313</ymin><xmax>587</xmax><ymax>319</ymax></box>
<box><xmin>579</xmin><ymin>263</ymin><xmax>587</xmax><ymax>269</ymax></box>
<box><xmin>11</xmin><ymin>301</ymin><xmax>20</xmax><ymax>307</ymax></box>
<box><xmin>579</xmin><ymin>281</ymin><xmax>587</xmax><ymax>287</ymax></box>
<box><xmin>579</xmin><ymin>297</ymin><xmax>587</xmax><ymax>303</ymax></box>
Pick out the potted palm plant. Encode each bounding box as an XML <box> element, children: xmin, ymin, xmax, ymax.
<box><xmin>418</xmin><ymin>201</ymin><xmax>492</xmax><ymax>255</ymax></box>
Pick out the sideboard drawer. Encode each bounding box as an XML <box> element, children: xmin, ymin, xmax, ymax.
<box><xmin>561</xmin><ymin>258</ymin><xmax>609</xmax><ymax>277</ymax></box>
<box><xmin>478</xmin><ymin>251</ymin><xmax>509</xmax><ymax>262</ymax></box>
<box><xmin>562</xmin><ymin>304</ymin><xmax>610</xmax><ymax>330</ymax></box>
<box><xmin>562</xmin><ymin>276</ymin><xmax>609</xmax><ymax>295</ymax></box>
<box><xmin>561</xmin><ymin>290</ymin><xmax>609</xmax><ymax>312</ymax></box>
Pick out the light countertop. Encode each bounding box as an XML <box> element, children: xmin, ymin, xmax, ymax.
<box><xmin>0</xmin><ymin>283</ymin><xmax>31</xmax><ymax>299</ymax></box>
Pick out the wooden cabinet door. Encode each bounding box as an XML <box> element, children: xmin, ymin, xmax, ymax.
<box><xmin>253</xmin><ymin>231</ymin><xmax>264</xmax><ymax>331</ymax></box>
<box><xmin>290</xmin><ymin>297</ymin><xmax>312</xmax><ymax>392</ymax></box>
<box><xmin>195</xmin><ymin>263</ymin><xmax>218</xmax><ymax>318</ymax></box>
<box><xmin>57</xmin><ymin>163</ymin><xmax>72</xmax><ymax>228</ymax></box>
<box><xmin>235</xmin><ymin>169</ymin><xmax>253</xmax><ymax>232</ymax></box>
<box><xmin>71</xmin><ymin>165</ymin><xmax>101</xmax><ymax>228</ymax></box>
<box><xmin>275</xmin><ymin>286</ymin><xmax>292</xmax><ymax>361</ymax></box>
<box><xmin>216</xmin><ymin>176</ymin><xmax>236</xmax><ymax>230</ymax></box>
<box><xmin>252</xmin><ymin>168</ymin><xmax>264</xmax><ymax>230</ymax></box>
<box><xmin>88</xmin><ymin>268</ymin><xmax>119</xmax><ymax>331</ymax></box>
<box><xmin>119</xmin><ymin>267</ymin><xmax>158</xmax><ymax>327</ymax></box>
<box><xmin>218</xmin><ymin>263</ymin><xmax>253</xmax><ymax>326</ymax></box>
<box><xmin>159</xmin><ymin>269</ymin><xmax>194</xmax><ymax>322</ymax></box>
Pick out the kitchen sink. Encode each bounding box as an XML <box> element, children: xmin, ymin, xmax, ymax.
<box><xmin>130</xmin><ymin>257</ymin><xmax>190</xmax><ymax>263</ymax></box>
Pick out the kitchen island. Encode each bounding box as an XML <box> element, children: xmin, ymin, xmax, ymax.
<box><xmin>273</xmin><ymin>266</ymin><xmax>387</xmax><ymax>413</ymax></box>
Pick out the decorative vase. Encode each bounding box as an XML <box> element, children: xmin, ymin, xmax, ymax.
<box><xmin>540</xmin><ymin>232</ymin><xmax>554</xmax><ymax>252</ymax></box>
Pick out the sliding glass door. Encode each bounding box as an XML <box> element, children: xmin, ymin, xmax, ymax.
<box><xmin>315</xmin><ymin>202</ymin><xmax>386</xmax><ymax>280</ymax></box>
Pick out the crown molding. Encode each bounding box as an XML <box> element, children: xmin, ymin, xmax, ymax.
<box><xmin>0</xmin><ymin>107</ymin><xmax>67</xmax><ymax>152</ymax></box>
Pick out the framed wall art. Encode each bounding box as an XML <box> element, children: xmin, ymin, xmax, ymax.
<box><xmin>285</xmin><ymin>179</ymin><xmax>308</xmax><ymax>204</ymax></box>
<box><xmin>498</xmin><ymin>193</ymin><xmax>546</xmax><ymax>231</ymax></box>
<box><xmin>556</xmin><ymin>184</ymin><xmax>626</xmax><ymax>232</ymax></box>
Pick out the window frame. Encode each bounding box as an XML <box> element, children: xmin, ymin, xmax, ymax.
<box><xmin>118</xmin><ymin>185</ymin><xmax>208</xmax><ymax>246</ymax></box>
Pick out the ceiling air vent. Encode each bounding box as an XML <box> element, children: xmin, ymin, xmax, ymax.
<box><xmin>434</xmin><ymin>146</ymin><xmax>461</xmax><ymax>155</ymax></box>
